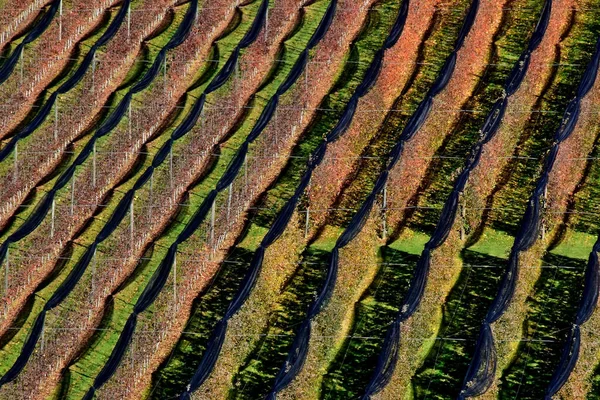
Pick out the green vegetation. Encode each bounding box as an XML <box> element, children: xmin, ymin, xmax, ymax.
<box><xmin>152</xmin><ymin>0</ymin><xmax>406</xmax><ymax>397</ymax></box>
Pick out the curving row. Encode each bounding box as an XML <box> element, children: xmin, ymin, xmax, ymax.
<box><xmin>215</xmin><ymin>0</ymin><xmax>477</xmax><ymax>398</ymax></box>
<box><xmin>0</xmin><ymin>0</ymin><xmax>61</xmax><ymax>85</ymax></box>
<box><xmin>119</xmin><ymin>2</ymin><xmax>344</xmax><ymax>399</ymax></box>
<box><xmin>168</xmin><ymin>0</ymin><xmax>408</xmax><ymax>398</ymax></box>
<box><xmin>77</xmin><ymin>0</ymin><xmax>271</xmax><ymax>398</ymax></box>
<box><xmin>0</xmin><ymin>0</ymin><xmax>131</xmax><ymax>162</ymax></box>
<box><xmin>0</xmin><ymin>0</ymin><xmax>264</xmax><ymax>392</ymax></box>
<box><xmin>0</xmin><ymin>0</ymin><xmax>198</xmax><ymax>389</ymax></box>
<box><xmin>458</xmin><ymin>22</ymin><xmax>600</xmax><ymax>400</ymax></box>
<box><xmin>56</xmin><ymin>0</ymin><xmax>338</xmax><ymax>398</ymax></box>
<box><xmin>338</xmin><ymin>0</ymin><xmax>552</xmax><ymax>397</ymax></box>
<box><xmin>259</xmin><ymin>0</ymin><xmax>419</xmax><ymax>397</ymax></box>
<box><xmin>542</xmin><ymin>237</ymin><xmax>600</xmax><ymax>399</ymax></box>
<box><xmin>0</xmin><ymin>0</ymin><xmax>196</xmax><ymax>301</ymax></box>
<box><xmin>345</xmin><ymin>0</ymin><xmax>551</xmax><ymax>395</ymax></box>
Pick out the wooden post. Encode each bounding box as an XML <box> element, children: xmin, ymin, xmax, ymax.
<box><xmin>127</xmin><ymin>1</ymin><xmax>131</xmax><ymax>40</ymax></box>
<box><xmin>542</xmin><ymin>186</ymin><xmax>548</xmax><ymax>240</ymax></box>
<box><xmin>4</xmin><ymin>248</ymin><xmax>8</xmax><ymax>294</ymax></box>
<box><xmin>274</xmin><ymin>108</ymin><xmax>278</xmax><ymax>149</ymax></box>
<box><xmin>244</xmin><ymin>154</ymin><xmax>248</xmax><ymax>195</ymax></box>
<box><xmin>130</xmin><ymin>335</ymin><xmax>134</xmax><ymax>367</ymax></box>
<box><xmin>50</xmin><ymin>198</ymin><xmax>55</xmax><ymax>238</ymax></box>
<box><xmin>19</xmin><ymin>49</ymin><xmax>24</xmax><ymax>87</ymax></box>
<box><xmin>236</xmin><ymin>60</ymin><xmax>240</xmax><ymax>109</ymax></box>
<box><xmin>92</xmin><ymin>142</ymin><xmax>97</xmax><ymax>187</ymax></box>
<box><xmin>163</xmin><ymin>58</ymin><xmax>167</xmax><ymax>95</ymax></box>
<box><xmin>54</xmin><ymin>101</ymin><xmax>58</xmax><ymax>140</ymax></box>
<box><xmin>169</xmin><ymin>147</ymin><xmax>173</xmax><ymax>190</ymax></box>
<box><xmin>210</xmin><ymin>200</ymin><xmax>216</xmax><ymax>247</ymax></box>
<box><xmin>382</xmin><ymin>184</ymin><xmax>387</xmax><ymax>240</ymax></box>
<box><xmin>460</xmin><ymin>197</ymin><xmax>466</xmax><ymax>241</ymax></box>
<box><xmin>91</xmin><ymin>53</ymin><xmax>96</xmax><ymax>93</ymax></box>
<box><xmin>91</xmin><ymin>248</ymin><xmax>96</xmax><ymax>295</ymax></box>
<box><xmin>130</xmin><ymin>199</ymin><xmax>134</xmax><ymax>252</ymax></box>
<box><xmin>58</xmin><ymin>0</ymin><xmax>62</xmax><ymax>42</ymax></box>
<box><xmin>227</xmin><ymin>183</ymin><xmax>232</xmax><ymax>222</ymax></box>
<box><xmin>128</xmin><ymin>102</ymin><xmax>132</xmax><ymax>140</ymax></box>
<box><xmin>173</xmin><ymin>252</ymin><xmax>177</xmax><ymax>309</ymax></box>
<box><xmin>149</xmin><ymin>173</ymin><xmax>154</xmax><ymax>218</ymax></box>
<box><xmin>70</xmin><ymin>176</ymin><xmax>75</xmax><ymax>215</ymax></box>
<box><xmin>40</xmin><ymin>322</ymin><xmax>45</xmax><ymax>352</ymax></box>
<box><xmin>13</xmin><ymin>142</ymin><xmax>18</xmax><ymax>182</ymax></box>
<box><xmin>305</xmin><ymin>207</ymin><xmax>310</xmax><ymax>238</ymax></box>
<box><xmin>304</xmin><ymin>61</ymin><xmax>308</xmax><ymax>110</ymax></box>
<box><xmin>265</xmin><ymin>5</ymin><xmax>269</xmax><ymax>41</ymax></box>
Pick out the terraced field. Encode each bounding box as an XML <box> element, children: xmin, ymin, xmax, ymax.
<box><xmin>2</xmin><ymin>0</ymin><xmax>600</xmax><ymax>399</ymax></box>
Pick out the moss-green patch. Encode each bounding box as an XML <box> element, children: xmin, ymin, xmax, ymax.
<box><xmin>498</xmin><ymin>253</ymin><xmax>585</xmax><ymax>398</ymax></box>
<box><xmin>323</xmin><ymin>246</ymin><xmax>417</xmax><ymax>398</ymax></box>
<box><xmin>389</xmin><ymin>228</ymin><xmax>430</xmax><ymax>255</ymax></box>
<box><xmin>550</xmin><ymin>230</ymin><xmax>597</xmax><ymax>261</ymax></box>
<box><xmin>62</xmin><ymin>0</ymin><xmax>326</xmax><ymax>396</ymax></box>
<box><xmin>153</xmin><ymin>0</ymin><xmax>402</xmax><ymax>396</ymax></box>
<box><xmin>468</xmin><ymin>227</ymin><xmax>513</xmax><ymax>259</ymax></box>
<box><xmin>411</xmin><ymin>249</ymin><xmax>506</xmax><ymax>398</ymax></box>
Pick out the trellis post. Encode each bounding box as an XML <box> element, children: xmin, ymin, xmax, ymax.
<box><xmin>542</xmin><ymin>186</ymin><xmax>548</xmax><ymax>240</ymax></box>
<box><xmin>13</xmin><ymin>142</ymin><xmax>18</xmax><ymax>182</ymax></box>
<box><xmin>130</xmin><ymin>199</ymin><xmax>134</xmax><ymax>253</ymax></box>
<box><xmin>149</xmin><ymin>173</ymin><xmax>154</xmax><ymax>217</ymax></box>
<box><xmin>127</xmin><ymin>1</ymin><xmax>131</xmax><ymax>40</ymax></box>
<box><xmin>92</xmin><ymin>142</ymin><xmax>97</xmax><ymax>187</ymax></box>
<box><xmin>274</xmin><ymin>108</ymin><xmax>278</xmax><ymax>150</ymax></box>
<box><xmin>50</xmin><ymin>198</ymin><xmax>55</xmax><ymax>238</ymax></box>
<box><xmin>169</xmin><ymin>147</ymin><xmax>174</xmax><ymax>190</ymax></box>
<box><xmin>91</xmin><ymin>248</ymin><xmax>96</xmax><ymax>295</ymax></box>
<box><xmin>4</xmin><ymin>248</ymin><xmax>8</xmax><ymax>294</ymax></box>
<box><xmin>304</xmin><ymin>207</ymin><xmax>310</xmax><ymax>238</ymax></box>
<box><xmin>244</xmin><ymin>154</ymin><xmax>248</xmax><ymax>195</ymax></box>
<box><xmin>210</xmin><ymin>199</ymin><xmax>216</xmax><ymax>248</ymax></box>
<box><xmin>382</xmin><ymin>183</ymin><xmax>387</xmax><ymax>240</ymax></box>
<box><xmin>265</xmin><ymin>4</ymin><xmax>269</xmax><ymax>41</ymax></box>
<box><xmin>70</xmin><ymin>176</ymin><xmax>75</xmax><ymax>215</ymax></box>
<box><xmin>91</xmin><ymin>53</ymin><xmax>96</xmax><ymax>93</ymax></box>
<box><xmin>173</xmin><ymin>253</ymin><xmax>177</xmax><ymax>309</ymax></box>
<box><xmin>227</xmin><ymin>183</ymin><xmax>232</xmax><ymax>222</ymax></box>
<box><xmin>460</xmin><ymin>196</ymin><xmax>466</xmax><ymax>241</ymax></box>
<box><xmin>20</xmin><ymin>49</ymin><xmax>24</xmax><ymax>87</ymax></box>
<box><xmin>54</xmin><ymin>101</ymin><xmax>58</xmax><ymax>140</ymax></box>
<box><xmin>40</xmin><ymin>322</ymin><xmax>45</xmax><ymax>352</ymax></box>
<box><xmin>58</xmin><ymin>0</ymin><xmax>63</xmax><ymax>42</ymax></box>
<box><xmin>163</xmin><ymin>58</ymin><xmax>167</xmax><ymax>95</ymax></box>
<box><xmin>128</xmin><ymin>102</ymin><xmax>132</xmax><ymax>140</ymax></box>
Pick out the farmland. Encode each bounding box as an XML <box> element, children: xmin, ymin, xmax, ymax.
<box><xmin>1</xmin><ymin>0</ymin><xmax>600</xmax><ymax>399</ymax></box>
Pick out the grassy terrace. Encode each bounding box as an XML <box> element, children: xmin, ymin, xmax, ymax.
<box><xmin>384</xmin><ymin>2</ymin><xmax>600</xmax><ymax>399</ymax></box>
<box><xmin>383</xmin><ymin>0</ymin><xmax>543</xmax><ymax>397</ymax></box>
<box><xmin>499</xmin><ymin>95</ymin><xmax>600</xmax><ymax>397</ymax></box>
<box><xmin>572</xmin><ymin>137</ymin><xmax>600</xmax><ymax>398</ymax></box>
<box><xmin>218</xmin><ymin>0</ymin><xmax>478</xmax><ymax>398</ymax></box>
<box><xmin>148</xmin><ymin>0</ymin><xmax>402</xmax><ymax>398</ymax></box>
<box><xmin>0</xmin><ymin>6</ymin><xmax>120</xmax><ymax>179</ymax></box>
<box><xmin>0</xmin><ymin>0</ymin><xmax>173</xmax><ymax>225</ymax></box>
<box><xmin>46</xmin><ymin>1</ymin><xmax>265</xmax><ymax>397</ymax></box>
<box><xmin>470</xmin><ymin>3</ymin><xmax>600</xmax><ymax>397</ymax></box>
<box><xmin>320</xmin><ymin>1</ymin><xmax>546</xmax><ymax>398</ymax></box>
<box><xmin>0</xmin><ymin>0</ymin><xmax>107</xmax><ymax>137</ymax></box>
<box><xmin>3</xmin><ymin>1</ymin><xmax>600</xmax><ymax>399</ymax></box>
<box><xmin>57</xmin><ymin>0</ymin><xmax>336</xmax><ymax>397</ymax></box>
<box><xmin>0</xmin><ymin>1</ymin><xmax>183</xmax><ymax>319</ymax></box>
<box><xmin>0</xmin><ymin>1</ymin><xmax>186</xmax><ymax>385</ymax></box>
